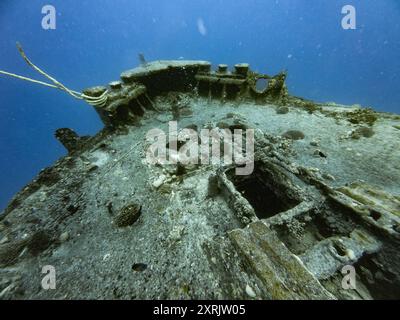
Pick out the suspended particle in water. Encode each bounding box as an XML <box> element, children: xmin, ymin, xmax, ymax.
<box><xmin>197</xmin><ymin>18</ymin><xmax>207</xmax><ymax>36</ymax></box>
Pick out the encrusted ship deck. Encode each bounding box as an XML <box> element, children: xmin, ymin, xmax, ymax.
<box><xmin>1</xmin><ymin>60</ymin><xmax>400</xmax><ymax>299</ymax></box>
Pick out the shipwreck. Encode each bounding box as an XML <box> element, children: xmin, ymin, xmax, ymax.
<box><xmin>1</xmin><ymin>50</ymin><xmax>400</xmax><ymax>299</ymax></box>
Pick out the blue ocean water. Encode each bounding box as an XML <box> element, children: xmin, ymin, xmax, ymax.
<box><xmin>0</xmin><ymin>0</ymin><xmax>399</xmax><ymax>211</ymax></box>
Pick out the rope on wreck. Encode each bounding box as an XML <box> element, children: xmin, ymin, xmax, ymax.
<box><xmin>0</xmin><ymin>42</ymin><xmax>108</xmax><ymax>107</ymax></box>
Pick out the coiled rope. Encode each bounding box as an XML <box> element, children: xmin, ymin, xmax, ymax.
<box><xmin>0</xmin><ymin>42</ymin><xmax>108</xmax><ymax>107</ymax></box>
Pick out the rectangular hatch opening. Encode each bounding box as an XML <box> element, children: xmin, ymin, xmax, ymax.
<box><xmin>226</xmin><ymin>165</ymin><xmax>300</xmax><ymax>219</ymax></box>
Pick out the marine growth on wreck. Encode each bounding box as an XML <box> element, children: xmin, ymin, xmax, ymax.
<box><xmin>1</xmin><ymin>57</ymin><xmax>399</xmax><ymax>300</ymax></box>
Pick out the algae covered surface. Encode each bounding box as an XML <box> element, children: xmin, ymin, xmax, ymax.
<box><xmin>1</xmin><ymin>60</ymin><xmax>400</xmax><ymax>300</ymax></box>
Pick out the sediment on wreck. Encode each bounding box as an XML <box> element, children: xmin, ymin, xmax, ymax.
<box><xmin>1</xmin><ymin>59</ymin><xmax>399</xmax><ymax>300</ymax></box>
